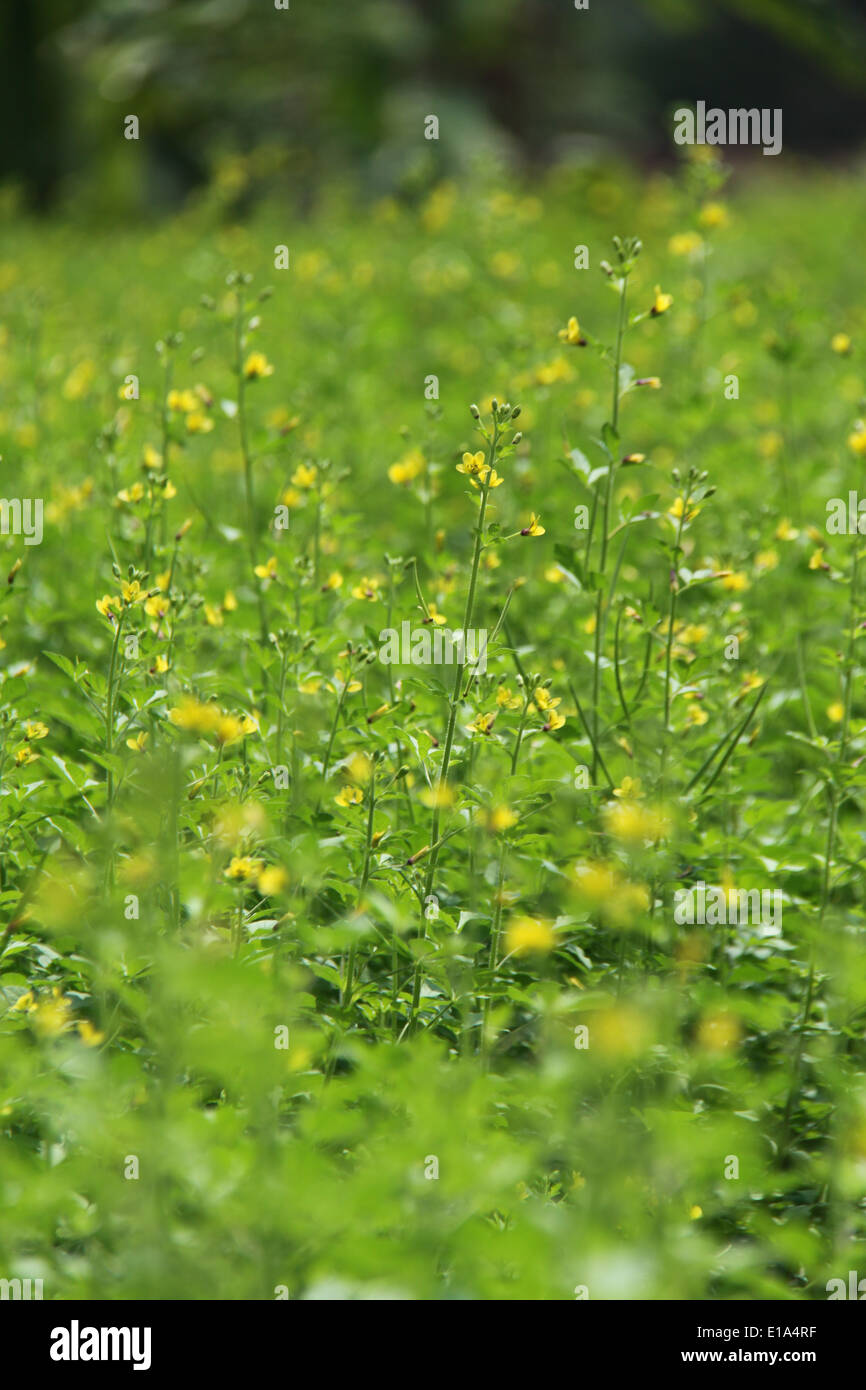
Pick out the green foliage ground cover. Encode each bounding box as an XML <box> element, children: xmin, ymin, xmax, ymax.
<box><xmin>1</xmin><ymin>154</ymin><xmax>865</xmax><ymax>1299</ymax></box>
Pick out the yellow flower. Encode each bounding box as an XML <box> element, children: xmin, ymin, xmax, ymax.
<box><xmin>668</xmin><ymin>231</ymin><xmax>703</xmax><ymax>257</ymax></box>
<box><xmin>126</xmin><ymin>731</ymin><xmax>148</xmax><ymax>751</ymax></box>
<box><xmin>636</xmin><ymin>376</ymin><xmax>662</xmax><ymax>389</ymax></box>
<box><xmin>685</xmin><ymin>702</ymin><xmax>708</xmax><ymax>727</ymax></box>
<box><xmin>574</xmin><ymin>862</ymin><xmax>650</xmax><ymax>927</ymax></box>
<box><xmin>243</xmin><ymin>352</ymin><xmax>274</xmax><ymax>381</ymax></box>
<box><xmin>456</xmin><ymin>450</ymin><xmax>486</xmax><ymax>478</ymax></box>
<box><xmin>603</xmin><ymin>798</ymin><xmax>670</xmax><ymax>844</ymax></box>
<box><xmin>214</xmin><ymin>714</ymin><xmax>248</xmax><ymax>745</ymax></box>
<box><xmin>330</xmin><ymin>669</ymin><xmax>361</xmax><ymax>692</ymax></box>
<box><xmin>698</xmin><ymin>202</ymin><xmax>729</xmax><ymax>229</ymax></box>
<box><xmin>322</xmin><ymin>571</ymin><xmax>343</xmax><ymax>591</ymax></box>
<box><xmin>848</xmin><ymin>423</ymin><xmax>866</xmax><ymax>455</ymax></box>
<box><xmin>167</xmin><ymin>388</ymin><xmax>198</xmax><ymax>413</ymax></box>
<box><xmin>258</xmin><ymin>865</ymin><xmax>288</xmax><ymax>896</ymax></box>
<box><xmin>689</xmin><ymin>1205</ymin><xmax>703</xmax><ymax>1221</ymax></box>
<box><xmin>827</xmin><ymin>701</ymin><xmax>845</xmax><ymax>723</ymax></box>
<box><xmin>496</xmin><ymin>686</ymin><xmax>522</xmax><ymax>710</ymax></box>
<box><xmin>168</xmin><ymin>697</ymin><xmax>221</xmax><ymax>734</ymax></box>
<box><xmin>489</xmin><ymin>804</ymin><xmax>518</xmax><ymax>832</ymax></box>
<box><xmin>468</xmin><ymin>711</ymin><xmax>496</xmax><ymax>735</ymax></box>
<box><xmin>292</xmin><ymin>463</ymin><xmax>317</xmax><ymax>488</ymax></box>
<box><xmin>226</xmin><ymin>856</ymin><xmax>264</xmax><ymax>881</ymax></box>
<box><xmin>388</xmin><ymin>449</ymin><xmax>425</xmax><ymax>485</ymax></box>
<box><xmin>831</xmin><ymin>333</ymin><xmax>852</xmax><ymax>356</ymax></box>
<box><xmin>755</xmin><ymin>548</ymin><xmax>778</xmax><ymax>571</ymax></box>
<box><xmin>121</xmin><ymin>579</ymin><xmax>142</xmax><ymax>604</ymax></box>
<box><xmin>545</xmin><ymin>565</ymin><xmax>566</xmax><ymax>583</ymax></box>
<box><xmin>154</xmin><ymin>654</ymin><xmax>169</xmax><ymax>674</ymax></box>
<box><xmin>117</xmin><ymin>482</ymin><xmax>145</xmax><ymax>504</ymax></box>
<box><xmin>423</xmin><ymin>602</ymin><xmax>447</xmax><ymax>626</ymax></box>
<box><xmin>668</xmin><ymin>495</ymin><xmax>700</xmax><ymax>523</ymax></box>
<box><xmin>24</xmin><ymin>721</ymin><xmax>49</xmax><ymax>740</ymax></box>
<box><xmin>419</xmin><ymin>782</ymin><xmax>456</xmax><ymax>809</ymax></box>
<box><xmin>78</xmin><ymin>1019</ymin><xmax>105</xmax><ymax>1047</ymax></box>
<box><xmin>33</xmin><ymin>990</ymin><xmax>73</xmax><ymax>1037</ymax></box>
<box><xmin>144</xmin><ymin>594</ymin><xmax>170</xmax><ymax>620</ymax></box>
<box><xmin>505</xmin><ymin>917</ymin><xmax>556</xmax><ymax>956</ymax></box>
<box><xmin>651</xmin><ymin>285</ymin><xmax>673</xmax><ymax>316</ymax></box>
<box><xmin>775</xmin><ymin>517</ymin><xmax>799</xmax><ymax>541</ymax></box>
<box><xmin>739</xmin><ymin>671</ymin><xmax>764</xmax><ymax>696</ymax></box>
<box><xmin>254</xmin><ymin>556</ymin><xmax>278</xmax><ymax>581</ymax></box>
<box><xmin>808</xmin><ymin>548</ymin><xmax>826</xmax><ymax>571</ymax></box>
<box><xmin>532</xmin><ymin>687</ymin><xmax>561</xmax><ymax>713</ymax></box>
<box><xmin>721</xmin><ymin>571</ymin><xmax>749</xmax><ymax>592</ymax></box>
<box><xmin>613</xmin><ymin>776</ymin><xmax>642</xmax><ymax>799</ymax></box>
<box><xmin>544</xmin><ymin>710</ymin><xmax>565</xmax><ymax>732</ymax></box>
<box><xmin>557</xmin><ymin>316</ymin><xmax>584</xmax><ymax>346</ymax></box>
<box><xmin>14</xmin><ymin>745</ymin><xmax>38</xmax><ymax>766</ymax></box>
<box><xmin>185</xmin><ymin>411</ymin><xmax>214</xmax><ymax>434</ymax></box>
<box><xmin>204</xmin><ymin>603</ymin><xmax>224</xmax><ymax>627</ymax></box>
<box><xmin>223</xmin><ymin>590</ymin><xmax>238</xmax><ymax>611</ymax></box>
<box><xmin>62</xmin><ymin>359</ymin><xmax>96</xmax><ymax>401</ymax></box>
<box><xmin>11</xmin><ymin>990</ymin><xmax>36</xmax><ymax>1013</ymax></box>
<box><xmin>335</xmin><ymin>785</ymin><xmax>363</xmax><ymax>807</ymax></box>
<box><xmin>521</xmin><ymin>512</ymin><xmax>545</xmax><ymax>537</ymax></box>
<box><xmin>351</xmin><ymin>576</ymin><xmax>380</xmax><ymax>601</ymax></box>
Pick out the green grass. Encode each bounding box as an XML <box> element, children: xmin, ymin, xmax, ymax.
<box><xmin>1</xmin><ymin>151</ymin><xmax>866</xmax><ymax>1300</ymax></box>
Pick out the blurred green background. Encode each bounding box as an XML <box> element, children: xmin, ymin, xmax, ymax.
<box><xmin>4</xmin><ymin>0</ymin><xmax>866</xmax><ymax>219</ymax></box>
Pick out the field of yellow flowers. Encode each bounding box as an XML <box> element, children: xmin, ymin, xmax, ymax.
<box><xmin>1</xmin><ymin>150</ymin><xmax>866</xmax><ymax>1300</ymax></box>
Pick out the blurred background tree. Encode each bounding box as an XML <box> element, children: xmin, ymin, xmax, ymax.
<box><xmin>3</xmin><ymin>0</ymin><xmax>866</xmax><ymax>218</ymax></box>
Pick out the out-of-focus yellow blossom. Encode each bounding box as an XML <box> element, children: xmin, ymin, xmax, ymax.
<box><xmin>335</xmin><ymin>785</ymin><xmax>363</xmax><ymax>807</ymax></box>
<box><xmin>505</xmin><ymin>917</ymin><xmax>555</xmax><ymax>956</ymax></box>
<box><xmin>351</xmin><ymin>576</ymin><xmax>380</xmax><ymax>601</ymax></box>
<box><xmin>558</xmin><ymin>316</ymin><xmax>585</xmax><ymax>346</ymax></box>
<box><xmin>117</xmin><ymin>483</ymin><xmax>145</xmax><ymax>504</ymax></box>
<box><xmin>78</xmin><ymin>1020</ymin><xmax>105</xmax><ymax>1046</ymax></box>
<box><xmin>848</xmin><ymin>423</ymin><xmax>866</xmax><ymax>455</ymax></box>
<box><xmin>33</xmin><ymin>988</ymin><xmax>73</xmax><ymax>1037</ymax></box>
<box><xmin>185</xmin><ymin>411</ymin><xmax>213</xmax><ymax>434</ymax></box>
<box><xmin>698</xmin><ymin>202</ymin><xmax>729</xmax><ymax>229</ymax></box>
<box><xmin>651</xmin><ymin>285</ymin><xmax>673</xmax><ymax>316</ymax></box>
<box><xmin>604</xmin><ymin>797</ymin><xmax>671</xmax><ymax>844</ymax></box>
<box><xmin>292</xmin><ymin>463</ymin><xmax>317</xmax><ymax>489</ymax></box>
<box><xmin>496</xmin><ymin>687</ymin><xmax>522</xmax><ymax>710</ymax></box>
<box><xmin>574</xmin><ymin>861</ymin><xmax>650</xmax><ymax>927</ymax></box>
<box><xmin>258</xmin><ymin>865</ymin><xmax>288</xmax><ymax>895</ymax></box>
<box><xmin>243</xmin><ymin>352</ymin><xmax>274</xmax><ymax>380</ymax></box>
<box><xmin>668</xmin><ymin>231</ymin><xmax>703</xmax><ymax>256</ymax></box>
<box><xmin>388</xmin><ymin>448</ymin><xmax>425</xmax><ymax>485</ymax></box>
<box><xmin>721</xmin><ymin>571</ymin><xmax>749</xmax><ymax>592</ymax></box>
<box><xmin>832</xmin><ymin>333</ymin><xmax>852</xmax><ymax>355</ymax></box>
<box><xmin>254</xmin><ymin>556</ymin><xmax>278</xmax><ymax>580</ymax></box>
<box><xmin>226</xmin><ymin>856</ymin><xmax>264</xmax><ymax>881</ymax></box>
<box><xmin>168</xmin><ymin>697</ymin><xmax>221</xmax><ymax>734</ymax></box>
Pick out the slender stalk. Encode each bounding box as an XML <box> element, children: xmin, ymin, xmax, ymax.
<box><xmin>591</xmin><ymin>280</ymin><xmax>628</xmax><ymax>778</ymax></box>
